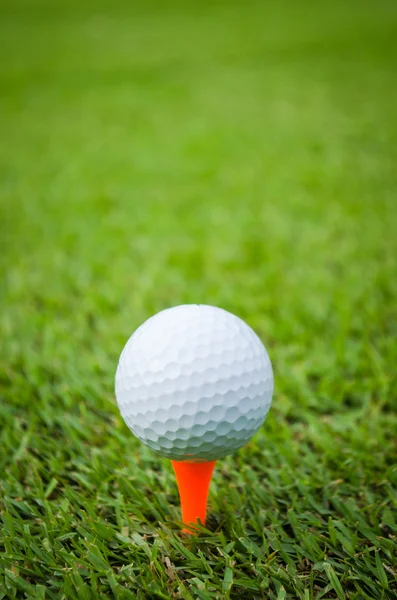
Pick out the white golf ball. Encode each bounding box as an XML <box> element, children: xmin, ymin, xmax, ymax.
<box><xmin>115</xmin><ymin>304</ymin><xmax>273</xmax><ymax>461</ymax></box>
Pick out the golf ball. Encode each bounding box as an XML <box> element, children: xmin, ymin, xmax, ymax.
<box><xmin>115</xmin><ymin>304</ymin><xmax>273</xmax><ymax>461</ymax></box>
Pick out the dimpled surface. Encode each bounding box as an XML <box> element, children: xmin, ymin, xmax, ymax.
<box><xmin>115</xmin><ymin>305</ymin><xmax>273</xmax><ymax>461</ymax></box>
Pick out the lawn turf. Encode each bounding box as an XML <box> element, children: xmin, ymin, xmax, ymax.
<box><xmin>1</xmin><ymin>0</ymin><xmax>397</xmax><ymax>598</ymax></box>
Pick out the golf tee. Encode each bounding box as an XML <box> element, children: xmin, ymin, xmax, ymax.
<box><xmin>171</xmin><ymin>460</ymin><xmax>216</xmax><ymax>532</ymax></box>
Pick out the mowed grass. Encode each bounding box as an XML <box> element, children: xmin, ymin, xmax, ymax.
<box><xmin>1</xmin><ymin>0</ymin><xmax>397</xmax><ymax>598</ymax></box>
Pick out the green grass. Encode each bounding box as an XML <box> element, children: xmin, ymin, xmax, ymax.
<box><xmin>1</xmin><ymin>0</ymin><xmax>397</xmax><ymax>598</ymax></box>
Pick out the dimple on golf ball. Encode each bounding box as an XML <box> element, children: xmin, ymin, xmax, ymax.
<box><xmin>115</xmin><ymin>304</ymin><xmax>274</xmax><ymax>461</ymax></box>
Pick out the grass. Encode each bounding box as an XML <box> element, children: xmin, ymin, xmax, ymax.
<box><xmin>1</xmin><ymin>0</ymin><xmax>397</xmax><ymax>598</ymax></box>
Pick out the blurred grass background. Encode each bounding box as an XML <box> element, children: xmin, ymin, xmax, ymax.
<box><xmin>1</xmin><ymin>1</ymin><xmax>397</xmax><ymax>598</ymax></box>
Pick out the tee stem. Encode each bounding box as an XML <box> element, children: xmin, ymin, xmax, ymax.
<box><xmin>171</xmin><ymin>460</ymin><xmax>216</xmax><ymax>532</ymax></box>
